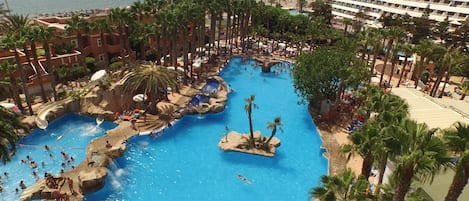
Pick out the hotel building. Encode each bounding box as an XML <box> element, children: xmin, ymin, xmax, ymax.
<box><xmin>330</xmin><ymin>0</ymin><xmax>469</xmax><ymax>29</ymax></box>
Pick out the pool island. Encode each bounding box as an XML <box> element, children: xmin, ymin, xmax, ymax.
<box><xmin>218</xmin><ymin>131</ymin><xmax>281</xmax><ymax>157</ymax></box>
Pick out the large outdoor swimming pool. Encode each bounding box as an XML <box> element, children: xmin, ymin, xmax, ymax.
<box><xmin>85</xmin><ymin>57</ymin><xmax>328</xmax><ymax>201</ymax></box>
<box><xmin>0</xmin><ymin>113</ymin><xmax>117</xmax><ymax>201</ymax></box>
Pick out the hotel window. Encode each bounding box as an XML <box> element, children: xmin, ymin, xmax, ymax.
<box><xmin>97</xmin><ymin>39</ymin><xmax>102</xmax><ymax>47</ymax></box>
<box><xmin>71</xmin><ymin>39</ymin><xmax>78</xmax><ymax>48</ymax></box>
<box><xmin>99</xmin><ymin>54</ymin><xmax>105</xmax><ymax>62</ymax></box>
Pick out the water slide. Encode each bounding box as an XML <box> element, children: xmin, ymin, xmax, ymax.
<box><xmin>34</xmin><ymin>80</ymin><xmax>98</xmax><ymax>129</ymax></box>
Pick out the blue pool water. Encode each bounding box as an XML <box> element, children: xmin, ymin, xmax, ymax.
<box><xmin>0</xmin><ymin>113</ymin><xmax>117</xmax><ymax>200</ymax></box>
<box><xmin>288</xmin><ymin>9</ymin><xmax>308</xmax><ymax>16</ymax></box>
<box><xmin>85</xmin><ymin>57</ymin><xmax>328</xmax><ymax>201</ymax></box>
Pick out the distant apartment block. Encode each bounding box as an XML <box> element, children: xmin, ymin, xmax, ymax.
<box><xmin>330</xmin><ymin>0</ymin><xmax>469</xmax><ymax>29</ymax></box>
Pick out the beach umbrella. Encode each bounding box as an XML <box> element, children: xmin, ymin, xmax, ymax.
<box><xmin>90</xmin><ymin>70</ymin><xmax>107</xmax><ymax>82</ymax></box>
<box><xmin>133</xmin><ymin>94</ymin><xmax>147</xmax><ymax>102</ymax></box>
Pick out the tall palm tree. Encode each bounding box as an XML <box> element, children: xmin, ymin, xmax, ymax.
<box><xmin>91</xmin><ymin>18</ymin><xmax>111</xmax><ymax>67</ymax></box>
<box><xmin>413</xmin><ymin>39</ymin><xmax>436</xmax><ymax>89</ymax></box>
<box><xmin>368</xmin><ymin>28</ymin><xmax>383</xmax><ymax>81</ymax></box>
<box><xmin>1</xmin><ymin>15</ymin><xmax>34</xmax><ymax>115</ymax></box>
<box><xmin>121</xmin><ymin>63</ymin><xmax>179</xmax><ymax>115</ymax></box>
<box><xmin>37</xmin><ymin>26</ymin><xmax>59</xmax><ymax>101</ymax></box>
<box><xmin>65</xmin><ymin>15</ymin><xmax>87</xmax><ymax>56</ymax></box>
<box><xmin>342</xmin><ymin>18</ymin><xmax>352</xmax><ymax>34</ymax></box>
<box><xmin>310</xmin><ymin>168</ymin><xmax>373</xmax><ymax>201</ymax></box>
<box><xmin>391</xmin><ymin>119</ymin><xmax>452</xmax><ymax>201</ymax></box>
<box><xmin>109</xmin><ymin>8</ymin><xmax>131</xmax><ymax>57</ymax></box>
<box><xmin>396</xmin><ymin>44</ymin><xmax>414</xmax><ymax>87</ymax></box>
<box><xmin>342</xmin><ymin>120</ymin><xmax>380</xmax><ymax>177</ymax></box>
<box><xmin>443</xmin><ymin>122</ymin><xmax>469</xmax><ymax>201</ymax></box>
<box><xmin>0</xmin><ymin>105</ymin><xmax>27</xmax><ymax>163</ymax></box>
<box><xmin>244</xmin><ymin>95</ymin><xmax>257</xmax><ymax>149</ymax></box>
<box><xmin>433</xmin><ymin>47</ymin><xmax>467</xmax><ymax>98</ymax></box>
<box><xmin>26</xmin><ymin>26</ymin><xmax>48</xmax><ymax>103</ymax></box>
<box><xmin>263</xmin><ymin>116</ymin><xmax>282</xmax><ymax>151</ymax></box>
<box><xmin>0</xmin><ymin>59</ymin><xmax>23</xmax><ymax>112</ymax></box>
<box><xmin>379</xmin><ymin>26</ymin><xmax>403</xmax><ymax>86</ymax></box>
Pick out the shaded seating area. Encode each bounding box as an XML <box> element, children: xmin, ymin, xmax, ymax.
<box><xmin>188</xmin><ymin>94</ymin><xmax>210</xmax><ymax>107</ymax></box>
<box><xmin>200</xmin><ymin>78</ymin><xmax>220</xmax><ymax>95</ymax></box>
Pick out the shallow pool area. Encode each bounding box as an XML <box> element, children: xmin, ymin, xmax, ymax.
<box><xmin>0</xmin><ymin>113</ymin><xmax>117</xmax><ymax>200</ymax></box>
<box><xmin>85</xmin><ymin>57</ymin><xmax>328</xmax><ymax>201</ymax></box>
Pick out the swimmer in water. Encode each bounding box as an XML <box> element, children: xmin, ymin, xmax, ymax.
<box><xmin>236</xmin><ymin>174</ymin><xmax>252</xmax><ymax>185</ymax></box>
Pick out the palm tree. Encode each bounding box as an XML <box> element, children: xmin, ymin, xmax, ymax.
<box><xmin>130</xmin><ymin>21</ymin><xmax>151</xmax><ymax>60</ymax></box>
<box><xmin>413</xmin><ymin>39</ymin><xmax>436</xmax><ymax>89</ymax></box>
<box><xmin>341</xmin><ymin>18</ymin><xmax>351</xmax><ymax>34</ymax></box>
<box><xmin>367</xmin><ymin>28</ymin><xmax>383</xmax><ymax>81</ymax></box>
<box><xmin>0</xmin><ymin>15</ymin><xmax>34</xmax><ymax>115</ymax></box>
<box><xmin>109</xmin><ymin>8</ymin><xmax>131</xmax><ymax>57</ymax></box>
<box><xmin>37</xmin><ymin>26</ymin><xmax>59</xmax><ymax>101</ymax></box>
<box><xmin>0</xmin><ymin>105</ymin><xmax>27</xmax><ymax>163</ymax></box>
<box><xmin>433</xmin><ymin>47</ymin><xmax>467</xmax><ymax>98</ymax></box>
<box><xmin>310</xmin><ymin>168</ymin><xmax>373</xmax><ymax>201</ymax></box>
<box><xmin>91</xmin><ymin>18</ymin><xmax>111</xmax><ymax>67</ymax></box>
<box><xmin>391</xmin><ymin>119</ymin><xmax>452</xmax><ymax>201</ymax></box>
<box><xmin>342</xmin><ymin>120</ymin><xmax>380</xmax><ymax>177</ymax></box>
<box><xmin>65</xmin><ymin>15</ymin><xmax>87</xmax><ymax>56</ymax></box>
<box><xmin>0</xmin><ymin>59</ymin><xmax>23</xmax><ymax>112</ymax></box>
<box><xmin>121</xmin><ymin>63</ymin><xmax>179</xmax><ymax>115</ymax></box>
<box><xmin>263</xmin><ymin>116</ymin><xmax>282</xmax><ymax>151</ymax></box>
<box><xmin>443</xmin><ymin>122</ymin><xmax>469</xmax><ymax>201</ymax></box>
<box><xmin>396</xmin><ymin>44</ymin><xmax>414</xmax><ymax>87</ymax></box>
<box><xmin>379</xmin><ymin>26</ymin><xmax>404</xmax><ymax>86</ymax></box>
<box><xmin>244</xmin><ymin>95</ymin><xmax>257</xmax><ymax>149</ymax></box>
<box><xmin>26</xmin><ymin>26</ymin><xmax>48</xmax><ymax>103</ymax></box>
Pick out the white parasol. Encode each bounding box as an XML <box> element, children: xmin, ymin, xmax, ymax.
<box><xmin>90</xmin><ymin>70</ymin><xmax>107</xmax><ymax>82</ymax></box>
<box><xmin>133</xmin><ymin>94</ymin><xmax>147</xmax><ymax>102</ymax></box>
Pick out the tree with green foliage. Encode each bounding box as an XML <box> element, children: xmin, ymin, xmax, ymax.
<box><xmin>310</xmin><ymin>168</ymin><xmax>374</xmax><ymax>201</ymax></box>
<box><xmin>121</xmin><ymin>63</ymin><xmax>179</xmax><ymax>115</ymax></box>
<box><xmin>310</xmin><ymin>0</ymin><xmax>333</xmax><ymax>26</ymax></box>
<box><xmin>293</xmin><ymin>46</ymin><xmax>367</xmax><ymax>111</ymax></box>
<box><xmin>244</xmin><ymin>95</ymin><xmax>257</xmax><ymax>149</ymax></box>
<box><xmin>0</xmin><ymin>59</ymin><xmax>23</xmax><ymax>112</ymax></box>
<box><xmin>263</xmin><ymin>116</ymin><xmax>282</xmax><ymax>151</ymax></box>
<box><xmin>411</xmin><ymin>6</ymin><xmax>433</xmax><ymax>44</ymax></box>
<box><xmin>0</xmin><ymin>106</ymin><xmax>27</xmax><ymax>164</ymax></box>
<box><xmin>443</xmin><ymin>122</ymin><xmax>469</xmax><ymax>201</ymax></box>
<box><xmin>391</xmin><ymin>119</ymin><xmax>452</xmax><ymax>201</ymax></box>
<box><xmin>433</xmin><ymin>16</ymin><xmax>451</xmax><ymax>45</ymax></box>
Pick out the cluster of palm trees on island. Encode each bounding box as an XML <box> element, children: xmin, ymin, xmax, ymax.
<box><xmin>0</xmin><ymin>0</ymin><xmax>469</xmax><ymax>200</ymax></box>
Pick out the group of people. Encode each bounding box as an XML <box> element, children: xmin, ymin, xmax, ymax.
<box><xmin>47</xmin><ymin>174</ymin><xmax>74</xmax><ymax>201</ymax></box>
<box><xmin>11</xmin><ymin>144</ymin><xmax>77</xmax><ymax>196</ymax></box>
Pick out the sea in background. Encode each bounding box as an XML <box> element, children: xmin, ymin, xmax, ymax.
<box><xmin>7</xmin><ymin>0</ymin><xmax>137</xmax><ymax>16</ymax></box>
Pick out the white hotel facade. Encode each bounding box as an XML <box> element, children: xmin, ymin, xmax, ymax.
<box><xmin>330</xmin><ymin>0</ymin><xmax>469</xmax><ymax>29</ymax></box>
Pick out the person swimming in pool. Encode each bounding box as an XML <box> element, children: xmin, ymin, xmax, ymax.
<box><xmin>237</xmin><ymin>174</ymin><xmax>252</xmax><ymax>185</ymax></box>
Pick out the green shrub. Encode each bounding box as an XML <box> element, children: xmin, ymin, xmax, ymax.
<box><xmin>110</xmin><ymin>61</ymin><xmax>124</xmax><ymax>70</ymax></box>
<box><xmin>36</xmin><ymin>49</ymin><xmax>45</xmax><ymax>57</ymax></box>
<box><xmin>85</xmin><ymin>57</ymin><xmax>97</xmax><ymax>72</ymax></box>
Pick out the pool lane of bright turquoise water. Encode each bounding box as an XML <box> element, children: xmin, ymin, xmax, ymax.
<box><xmin>0</xmin><ymin>113</ymin><xmax>117</xmax><ymax>201</ymax></box>
<box><xmin>85</xmin><ymin>57</ymin><xmax>328</xmax><ymax>201</ymax></box>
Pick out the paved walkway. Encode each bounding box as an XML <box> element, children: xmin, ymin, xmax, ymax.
<box><xmin>392</xmin><ymin>87</ymin><xmax>469</xmax><ymax>129</ymax></box>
